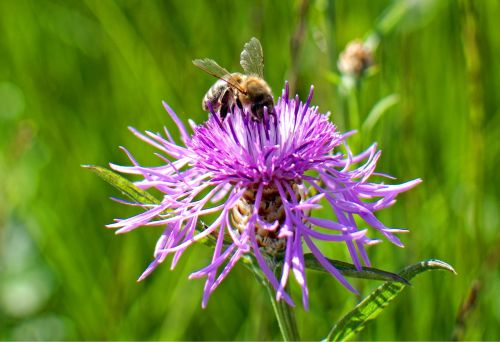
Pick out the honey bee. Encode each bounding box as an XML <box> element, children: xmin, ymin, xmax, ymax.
<box><xmin>193</xmin><ymin>37</ymin><xmax>274</xmax><ymax>120</ymax></box>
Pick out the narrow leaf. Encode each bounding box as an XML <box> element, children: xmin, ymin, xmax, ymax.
<box><xmin>362</xmin><ymin>94</ymin><xmax>399</xmax><ymax>133</ymax></box>
<box><xmin>82</xmin><ymin>165</ymin><xmax>160</xmax><ymax>205</ymax></box>
<box><xmin>325</xmin><ymin>259</ymin><xmax>456</xmax><ymax>341</ymax></box>
<box><xmin>304</xmin><ymin>254</ymin><xmax>410</xmax><ymax>285</ymax></box>
<box><xmin>84</xmin><ymin>165</ymin><xmax>220</xmax><ymax>247</ymax></box>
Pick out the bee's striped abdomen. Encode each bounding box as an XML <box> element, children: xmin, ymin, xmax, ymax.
<box><xmin>202</xmin><ymin>79</ymin><xmax>228</xmax><ymax>112</ymax></box>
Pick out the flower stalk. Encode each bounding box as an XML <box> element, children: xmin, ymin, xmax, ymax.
<box><xmin>266</xmin><ymin>280</ymin><xmax>300</xmax><ymax>341</ymax></box>
<box><xmin>268</xmin><ymin>261</ymin><xmax>300</xmax><ymax>341</ymax></box>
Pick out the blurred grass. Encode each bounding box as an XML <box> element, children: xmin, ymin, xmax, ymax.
<box><xmin>0</xmin><ymin>0</ymin><xmax>499</xmax><ymax>340</ymax></box>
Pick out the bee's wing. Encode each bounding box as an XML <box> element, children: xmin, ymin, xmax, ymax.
<box><xmin>193</xmin><ymin>58</ymin><xmax>246</xmax><ymax>93</ymax></box>
<box><xmin>240</xmin><ymin>37</ymin><xmax>264</xmax><ymax>77</ymax></box>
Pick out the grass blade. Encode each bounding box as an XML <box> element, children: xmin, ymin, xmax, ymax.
<box><xmin>361</xmin><ymin>94</ymin><xmax>399</xmax><ymax>133</ymax></box>
<box><xmin>325</xmin><ymin>259</ymin><xmax>456</xmax><ymax>341</ymax></box>
<box><xmin>304</xmin><ymin>254</ymin><xmax>410</xmax><ymax>284</ymax></box>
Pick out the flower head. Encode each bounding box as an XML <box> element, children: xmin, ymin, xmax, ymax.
<box><xmin>338</xmin><ymin>40</ymin><xmax>374</xmax><ymax>77</ymax></box>
<box><xmin>109</xmin><ymin>82</ymin><xmax>420</xmax><ymax>309</ymax></box>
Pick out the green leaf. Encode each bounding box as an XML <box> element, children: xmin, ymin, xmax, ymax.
<box><xmin>82</xmin><ymin>165</ymin><xmax>160</xmax><ymax>205</ymax></box>
<box><xmin>361</xmin><ymin>94</ymin><xmax>400</xmax><ymax>133</ymax></box>
<box><xmin>83</xmin><ymin>165</ymin><xmax>220</xmax><ymax>246</ymax></box>
<box><xmin>304</xmin><ymin>254</ymin><xmax>410</xmax><ymax>285</ymax></box>
<box><xmin>325</xmin><ymin>259</ymin><xmax>456</xmax><ymax>341</ymax></box>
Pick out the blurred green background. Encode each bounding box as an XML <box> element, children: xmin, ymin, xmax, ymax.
<box><xmin>1</xmin><ymin>0</ymin><xmax>499</xmax><ymax>340</ymax></box>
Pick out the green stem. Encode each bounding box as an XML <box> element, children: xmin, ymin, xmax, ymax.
<box><xmin>347</xmin><ymin>80</ymin><xmax>360</xmax><ymax>131</ymax></box>
<box><xmin>263</xmin><ymin>278</ymin><xmax>300</xmax><ymax>341</ymax></box>
<box><xmin>244</xmin><ymin>255</ymin><xmax>300</xmax><ymax>341</ymax></box>
<box><xmin>342</xmin><ymin>76</ymin><xmax>362</xmax><ymax>151</ymax></box>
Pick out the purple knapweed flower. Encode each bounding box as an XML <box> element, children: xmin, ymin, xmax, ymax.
<box><xmin>108</xmin><ymin>82</ymin><xmax>421</xmax><ymax>309</ymax></box>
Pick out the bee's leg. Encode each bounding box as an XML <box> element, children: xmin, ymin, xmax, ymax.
<box><xmin>220</xmin><ymin>102</ymin><xmax>229</xmax><ymax>119</ymax></box>
<box><xmin>266</xmin><ymin>105</ymin><xmax>275</xmax><ymax>118</ymax></box>
<box><xmin>236</xmin><ymin>97</ymin><xmax>243</xmax><ymax>111</ymax></box>
<box><xmin>254</xmin><ymin>96</ymin><xmax>275</xmax><ymax>120</ymax></box>
<box><xmin>251</xmin><ymin>102</ymin><xmax>274</xmax><ymax>121</ymax></box>
<box><xmin>219</xmin><ymin>89</ymin><xmax>233</xmax><ymax>119</ymax></box>
<box><xmin>251</xmin><ymin>103</ymin><xmax>260</xmax><ymax>119</ymax></box>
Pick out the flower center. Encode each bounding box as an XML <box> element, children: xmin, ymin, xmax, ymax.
<box><xmin>230</xmin><ymin>182</ymin><xmax>307</xmax><ymax>255</ymax></box>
